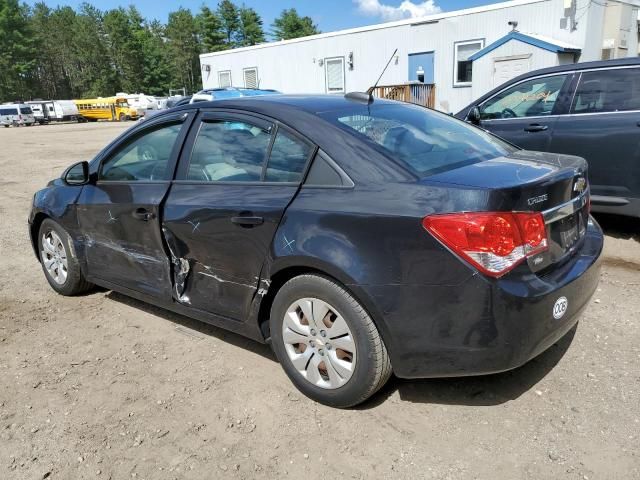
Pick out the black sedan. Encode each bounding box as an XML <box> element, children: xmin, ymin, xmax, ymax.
<box><xmin>29</xmin><ymin>95</ymin><xmax>603</xmax><ymax>407</ymax></box>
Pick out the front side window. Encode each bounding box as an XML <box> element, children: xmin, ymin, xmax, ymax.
<box><xmin>572</xmin><ymin>68</ymin><xmax>640</xmax><ymax>114</ymax></box>
<box><xmin>265</xmin><ymin>128</ymin><xmax>313</xmax><ymax>182</ymax></box>
<box><xmin>100</xmin><ymin>123</ymin><xmax>183</xmax><ymax>181</ymax></box>
<box><xmin>219</xmin><ymin>70</ymin><xmax>232</xmax><ymax>88</ymax></box>
<box><xmin>480</xmin><ymin>74</ymin><xmax>568</xmax><ymax>120</ymax></box>
<box><xmin>320</xmin><ymin>103</ymin><xmax>515</xmax><ymax>178</ymax></box>
<box><xmin>454</xmin><ymin>40</ymin><xmax>484</xmax><ymax>86</ymax></box>
<box><xmin>187</xmin><ymin>120</ymin><xmax>272</xmax><ymax>181</ymax></box>
<box><xmin>325</xmin><ymin>57</ymin><xmax>345</xmax><ymax>93</ymax></box>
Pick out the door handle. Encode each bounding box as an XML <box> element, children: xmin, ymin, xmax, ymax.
<box><xmin>524</xmin><ymin>124</ymin><xmax>548</xmax><ymax>132</ymax></box>
<box><xmin>636</xmin><ymin>122</ymin><xmax>640</xmax><ymax>127</ymax></box>
<box><xmin>132</xmin><ymin>208</ymin><xmax>155</xmax><ymax>221</ymax></box>
<box><xmin>231</xmin><ymin>215</ymin><xmax>264</xmax><ymax>227</ymax></box>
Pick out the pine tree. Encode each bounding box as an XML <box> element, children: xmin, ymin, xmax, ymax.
<box><xmin>217</xmin><ymin>0</ymin><xmax>239</xmax><ymax>46</ymax></box>
<box><xmin>165</xmin><ymin>7</ymin><xmax>201</xmax><ymax>94</ymax></box>
<box><xmin>236</xmin><ymin>7</ymin><xmax>265</xmax><ymax>47</ymax></box>
<box><xmin>196</xmin><ymin>5</ymin><xmax>226</xmax><ymax>53</ymax></box>
<box><xmin>0</xmin><ymin>0</ymin><xmax>36</xmax><ymax>101</ymax></box>
<box><xmin>271</xmin><ymin>8</ymin><xmax>319</xmax><ymax>41</ymax></box>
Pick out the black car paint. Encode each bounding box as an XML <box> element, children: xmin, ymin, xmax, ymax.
<box><xmin>29</xmin><ymin>96</ymin><xmax>603</xmax><ymax>379</ymax></box>
<box><xmin>456</xmin><ymin>57</ymin><xmax>640</xmax><ymax>218</ymax></box>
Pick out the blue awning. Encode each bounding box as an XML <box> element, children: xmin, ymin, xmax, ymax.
<box><xmin>469</xmin><ymin>31</ymin><xmax>581</xmax><ymax>61</ymax></box>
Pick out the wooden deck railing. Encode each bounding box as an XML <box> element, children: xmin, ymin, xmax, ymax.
<box><xmin>369</xmin><ymin>83</ymin><xmax>436</xmax><ymax>108</ymax></box>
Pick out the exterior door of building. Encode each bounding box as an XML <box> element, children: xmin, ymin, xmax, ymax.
<box><xmin>408</xmin><ymin>52</ymin><xmax>434</xmax><ymax>83</ymax></box>
<box><xmin>493</xmin><ymin>55</ymin><xmax>530</xmax><ymax>87</ymax></box>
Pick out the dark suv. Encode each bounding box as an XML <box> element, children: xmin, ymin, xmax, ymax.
<box><xmin>457</xmin><ymin>57</ymin><xmax>640</xmax><ymax>218</ymax></box>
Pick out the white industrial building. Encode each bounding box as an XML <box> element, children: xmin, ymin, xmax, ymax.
<box><xmin>199</xmin><ymin>0</ymin><xmax>640</xmax><ymax>113</ymax></box>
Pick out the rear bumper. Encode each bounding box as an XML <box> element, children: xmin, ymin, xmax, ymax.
<box><xmin>363</xmin><ymin>217</ymin><xmax>604</xmax><ymax>379</ymax></box>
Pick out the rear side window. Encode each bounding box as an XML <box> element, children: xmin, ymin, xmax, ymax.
<box><xmin>187</xmin><ymin>120</ymin><xmax>272</xmax><ymax>182</ymax></box>
<box><xmin>571</xmin><ymin>68</ymin><xmax>640</xmax><ymax>114</ymax></box>
<box><xmin>265</xmin><ymin>128</ymin><xmax>313</xmax><ymax>182</ymax></box>
<box><xmin>0</xmin><ymin>108</ymin><xmax>15</xmax><ymax>115</ymax></box>
<box><xmin>480</xmin><ymin>74</ymin><xmax>568</xmax><ymax>119</ymax></box>
<box><xmin>321</xmin><ymin>104</ymin><xmax>514</xmax><ymax>177</ymax></box>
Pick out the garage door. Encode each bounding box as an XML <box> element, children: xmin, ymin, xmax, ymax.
<box><xmin>493</xmin><ymin>56</ymin><xmax>530</xmax><ymax>87</ymax></box>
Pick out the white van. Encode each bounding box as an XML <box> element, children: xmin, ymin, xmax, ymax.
<box><xmin>0</xmin><ymin>104</ymin><xmax>36</xmax><ymax>127</ymax></box>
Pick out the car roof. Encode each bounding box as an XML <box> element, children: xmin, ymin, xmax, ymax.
<box><xmin>174</xmin><ymin>94</ymin><xmax>397</xmax><ymax>116</ymax></box>
<box><xmin>509</xmin><ymin>56</ymin><xmax>640</xmax><ymax>81</ymax></box>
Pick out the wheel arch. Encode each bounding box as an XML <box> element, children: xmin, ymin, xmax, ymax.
<box><xmin>30</xmin><ymin>212</ymin><xmax>50</xmax><ymax>261</ymax></box>
<box><xmin>256</xmin><ymin>261</ymin><xmax>393</xmax><ymax>358</ymax></box>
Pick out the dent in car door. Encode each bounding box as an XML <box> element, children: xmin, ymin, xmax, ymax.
<box><xmin>162</xmin><ymin>111</ymin><xmax>315</xmax><ymax>320</ymax></box>
<box><xmin>478</xmin><ymin>73</ymin><xmax>572</xmax><ymax>151</ymax></box>
<box><xmin>77</xmin><ymin>113</ymin><xmax>193</xmax><ymax>297</ymax></box>
<box><xmin>548</xmin><ymin>67</ymin><xmax>640</xmax><ymax>204</ymax></box>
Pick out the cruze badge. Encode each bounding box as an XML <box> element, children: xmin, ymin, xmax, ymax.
<box><xmin>574</xmin><ymin>177</ymin><xmax>587</xmax><ymax>193</ymax></box>
<box><xmin>527</xmin><ymin>194</ymin><xmax>548</xmax><ymax>206</ymax></box>
<box><xmin>553</xmin><ymin>296</ymin><xmax>568</xmax><ymax>320</ymax></box>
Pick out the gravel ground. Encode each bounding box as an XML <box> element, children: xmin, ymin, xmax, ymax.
<box><xmin>1</xmin><ymin>122</ymin><xmax>639</xmax><ymax>480</ymax></box>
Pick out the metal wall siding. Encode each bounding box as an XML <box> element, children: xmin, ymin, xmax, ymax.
<box><xmin>199</xmin><ymin>0</ymin><xmax>618</xmax><ymax>113</ymax></box>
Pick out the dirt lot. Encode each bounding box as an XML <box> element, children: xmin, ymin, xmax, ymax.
<box><xmin>1</xmin><ymin>122</ymin><xmax>639</xmax><ymax>480</ymax></box>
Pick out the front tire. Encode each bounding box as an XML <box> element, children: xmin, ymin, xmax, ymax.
<box><xmin>270</xmin><ymin>274</ymin><xmax>392</xmax><ymax>408</ymax></box>
<box><xmin>38</xmin><ymin>219</ymin><xmax>93</xmax><ymax>296</ymax></box>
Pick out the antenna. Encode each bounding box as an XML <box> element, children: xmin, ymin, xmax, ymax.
<box><xmin>367</xmin><ymin>48</ymin><xmax>398</xmax><ymax>95</ymax></box>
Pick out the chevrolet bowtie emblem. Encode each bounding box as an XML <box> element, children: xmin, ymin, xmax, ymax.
<box><xmin>573</xmin><ymin>177</ymin><xmax>586</xmax><ymax>193</ymax></box>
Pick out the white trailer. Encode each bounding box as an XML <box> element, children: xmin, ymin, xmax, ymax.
<box><xmin>26</xmin><ymin>100</ymin><xmax>80</xmax><ymax>123</ymax></box>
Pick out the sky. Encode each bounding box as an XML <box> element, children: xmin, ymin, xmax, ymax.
<box><xmin>23</xmin><ymin>0</ymin><xmax>506</xmax><ymax>34</ymax></box>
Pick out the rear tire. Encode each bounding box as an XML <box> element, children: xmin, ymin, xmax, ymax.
<box><xmin>38</xmin><ymin>219</ymin><xmax>93</xmax><ymax>296</ymax></box>
<box><xmin>270</xmin><ymin>274</ymin><xmax>392</xmax><ymax>408</ymax></box>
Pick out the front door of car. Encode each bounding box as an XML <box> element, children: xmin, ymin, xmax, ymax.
<box><xmin>548</xmin><ymin>67</ymin><xmax>640</xmax><ymax>202</ymax></box>
<box><xmin>477</xmin><ymin>73</ymin><xmax>571</xmax><ymax>151</ymax></box>
<box><xmin>162</xmin><ymin>111</ymin><xmax>315</xmax><ymax>320</ymax></box>
<box><xmin>77</xmin><ymin>113</ymin><xmax>194</xmax><ymax>298</ymax></box>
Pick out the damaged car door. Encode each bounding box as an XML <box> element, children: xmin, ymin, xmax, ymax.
<box><xmin>162</xmin><ymin>111</ymin><xmax>315</xmax><ymax>319</ymax></box>
<box><xmin>77</xmin><ymin>113</ymin><xmax>193</xmax><ymax>297</ymax></box>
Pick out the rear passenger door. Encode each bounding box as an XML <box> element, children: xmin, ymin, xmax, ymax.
<box><xmin>162</xmin><ymin>111</ymin><xmax>315</xmax><ymax>320</ymax></box>
<box><xmin>478</xmin><ymin>73</ymin><xmax>571</xmax><ymax>151</ymax></box>
<box><xmin>548</xmin><ymin>67</ymin><xmax>640</xmax><ymax>204</ymax></box>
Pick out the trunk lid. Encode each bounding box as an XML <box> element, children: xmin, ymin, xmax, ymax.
<box><xmin>427</xmin><ymin>150</ymin><xmax>590</xmax><ymax>273</ymax></box>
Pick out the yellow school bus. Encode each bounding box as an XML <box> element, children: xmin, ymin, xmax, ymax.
<box><xmin>73</xmin><ymin>97</ymin><xmax>139</xmax><ymax>122</ymax></box>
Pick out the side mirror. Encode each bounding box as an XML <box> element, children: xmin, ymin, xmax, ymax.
<box><xmin>467</xmin><ymin>106</ymin><xmax>481</xmax><ymax>125</ymax></box>
<box><xmin>63</xmin><ymin>161</ymin><xmax>90</xmax><ymax>185</ymax></box>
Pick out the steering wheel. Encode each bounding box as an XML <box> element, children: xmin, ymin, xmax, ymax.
<box><xmin>501</xmin><ymin>108</ymin><xmax>517</xmax><ymax>119</ymax></box>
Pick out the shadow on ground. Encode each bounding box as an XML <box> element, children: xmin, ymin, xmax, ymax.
<box><xmin>594</xmin><ymin>213</ymin><xmax>640</xmax><ymax>242</ymax></box>
<box><xmin>105</xmin><ymin>289</ymin><xmax>577</xmax><ymax>409</ymax></box>
<box><xmin>105</xmin><ymin>290</ymin><xmax>276</xmax><ymax>363</ymax></box>
<box><xmin>361</xmin><ymin>325</ymin><xmax>577</xmax><ymax>408</ymax></box>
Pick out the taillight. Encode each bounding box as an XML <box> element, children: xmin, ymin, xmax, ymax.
<box><xmin>423</xmin><ymin>212</ymin><xmax>548</xmax><ymax>278</ymax></box>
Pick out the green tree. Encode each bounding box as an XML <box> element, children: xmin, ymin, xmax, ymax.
<box><xmin>0</xmin><ymin>0</ymin><xmax>36</xmax><ymax>101</ymax></box>
<box><xmin>236</xmin><ymin>6</ymin><xmax>264</xmax><ymax>47</ymax></box>
<box><xmin>103</xmin><ymin>6</ymin><xmax>145</xmax><ymax>92</ymax></box>
<box><xmin>196</xmin><ymin>5</ymin><xmax>226</xmax><ymax>52</ymax></box>
<box><xmin>217</xmin><ymin>0</ymin><xmax>239</xmax><ymax>45</ymax></box>
<box><xmin>165</xmin><ymin>7</ymin><xmax>201</xmax><ymax>93</ymax></box>
<box><xmin>271</xmin><ymin>8</ymin><xmax>319</xmax><ymax>41</ymax></box>
<box><xmin>138</xmin><ymin>20</ymin><xmax>173</xmax><ymax>96</ymax></box>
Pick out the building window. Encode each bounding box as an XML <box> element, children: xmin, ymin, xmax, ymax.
<box><xmin>454</xmin><ymin>40</ymin><xmax>484</xmax><ymax>86</ymax></box>
<box><xmin>218</xmin><ymin>70</ymin><xmax>232</xmax><ymax>88</ymax></box>
<box><xmin>325</xmin><ymin>57</ymin><xmax>345</xmax><ymax>94</ymax></box>
<box><xmin>243</xmin><ymin>67</ymin><xmax>258</xmax><ymax>89</ymax></box>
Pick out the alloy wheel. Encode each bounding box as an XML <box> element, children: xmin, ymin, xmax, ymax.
<box><xmin>41</xmin><ymin>230</ymin><xmax>68</xmax><ymax>285</ymax></box>
<box><xmin>282</xmin><ymin>298</ymin><xmax>357</xmax><ymax>389</ymax></box>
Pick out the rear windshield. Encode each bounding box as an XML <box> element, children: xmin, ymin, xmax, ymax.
<box><xmin>319</xmin><ymin>103</ymin><xmax>515</xmax><ymax>177</ymax></box>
